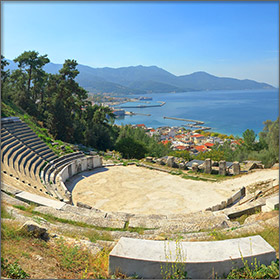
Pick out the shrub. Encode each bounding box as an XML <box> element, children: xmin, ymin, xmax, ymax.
<box><xmin>226</xmin><ymin>258</ymin><xmax>279</xmax><ymax>279</ymax></box>
<box><xmin>1</xmin><ymin>257</ymin><xmax>30</xmax><ymax>279</ymax></box>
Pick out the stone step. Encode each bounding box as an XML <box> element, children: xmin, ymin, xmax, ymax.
<box><xmin>2</xmin><ymin>139</ymin><xmax>22</xmax><ymax>165</ymax></box>
<box><xmin>15</xmin><ymin>191</ymin><xmax>66</xmax><ymax>209</ymax></box>
<box><xmin>109</xmin><ymin>236</ymin><xmax>276</xmax><ymax>279</ymax></box>
<box><xmin>12</xmin><ymin>145</ymin><xmax>29</xmax><ymax>171</ymax></box>
<box><xmin>41</xmin><ymin>152</ymin><xmax>83</xmax><ymax>182</ymax></box>
<box><xmin>262</xmin><ymin>195</ymin><xmax>279</xmax><ymax>212</ymax></box>
<box><xmin>1</xmin><ymin>137</ymin><xmax>19</xmax><ymax>154</ymax></box>
<box><xmin>7</xmin><ymin>142</ymin><xmax>24</xmax><ymax>166</ymax></box>
<box><xmin>51</xmin><ymin>154</ymin><xmax>85</xmax><ymax>183</ymax></box>
<box><xmin>17</xmin><ymin>149</ymin><xmax>33</xmax><ymax>173</ymax></box>
<box><xmin>22</xmin><ymin>152</ymin><xmax>38</xmax><ymax>176</ymax></box>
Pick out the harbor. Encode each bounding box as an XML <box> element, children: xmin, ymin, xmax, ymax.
<box><xmin>163</xmin><ymin>116</ymin><xmax>211</xmax><ymax>131</ymax></box>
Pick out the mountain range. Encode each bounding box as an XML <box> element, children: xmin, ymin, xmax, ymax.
<box><xmin>6</xmin><ymin>59</ymin><xmax>275</xmax><ymax>95</ymax></box>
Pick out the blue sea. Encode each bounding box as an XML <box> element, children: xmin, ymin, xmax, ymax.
<box><xmin>114</xmin><ymin>89</ymin><xmax>279</xmax><ymax>137</ymax></box>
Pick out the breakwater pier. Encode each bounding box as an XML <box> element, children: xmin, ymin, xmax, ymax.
<box><xmin>119</xmin><ymin>101</ymin><xmax>165</xmax><ymax>109</ymax></box>
<box><xmin>163</xmin><ymin>116</ymin><xmax>204</xmax><ymax>125</ymax></box>
<box><xmin>125</xmin><ymin>112</ymin><xmax>151</xmax><ymax>116</ymax></box>
<box><xmin>163</xmin><ymin>116</ymin><xmax>211</xmax><ymax>131</ymax></box>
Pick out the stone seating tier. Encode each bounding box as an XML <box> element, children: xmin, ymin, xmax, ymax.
<box><xmin>42</xmin><ymin>152</ymin><xmax>84</xmax><ymax>183</ymax></box>
<box><xmin>109</xmin><ymin>236</ymin><xmax>276</xmax><ymax>279</ymax></box>
<box><xmin>50</xmin><ymin>154</ymin><xmax>86</xmax><ymax>184</ymax></box>
<box><xmin>7</xmin><ymin>143</ymin><xmax>24</xmax><ymax>164</ymax></box>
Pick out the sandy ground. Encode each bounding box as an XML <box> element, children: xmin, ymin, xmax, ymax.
<box><xmin>68</xmin><ymin>166</ymin><xmax>279</xmax><ymax>215</ymax></box>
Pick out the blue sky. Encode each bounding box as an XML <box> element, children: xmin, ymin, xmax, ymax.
<box><xmin>1</xmin><ymin>1</ymin><xmax>279</xmax><ymax>86</ymax></box>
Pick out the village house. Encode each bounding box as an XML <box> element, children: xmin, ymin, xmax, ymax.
<box><xmin>190</xmin><ymin>133</ymin><xmax>206</xmax><ymax>144</ymax></box>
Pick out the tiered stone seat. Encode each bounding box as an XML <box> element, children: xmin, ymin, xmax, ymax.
<box><xmin>1</xmin><ymin>117</ymin><xmax>89</xmax><ymax>202</ymax></box>
<box><xmin>1</xmin><ymin>118</ymin><xmax>58</xmax><ymax>197</ymax></box>
<box><xmin>42</xmin><ymin>152</ymin><xmax>84</xmax><ymax>184</ymax></box>
<box><xmin>109</xmin><ymin>236</ymin><xmax>276</xmax><ymax>279</ymax></box>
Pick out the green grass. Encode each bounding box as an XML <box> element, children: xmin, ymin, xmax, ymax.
<box><xmin>208</xmin><ymin>227</ymin><xmax>279</xmax><ymax>254</ymax></box>
<box><xmin>1</xmin><ymin>222</ymin><xmax>31</xmax><ymax>241</ymax></box>
<box><xmin>226</xmin><ymin>258</ymin><xmax>279</xmax><ymax>279</ymax></box>
<box><xmin>1</xmin><ymin>257</ymin><xmax>30</xmax><ymax>279</ymax></box>
<box><xmin>232</xmin><ymin>209</ymin><xmax>261</xmax><ymax>225</ymax></box>
<box><xmin>1</xmin><ymin>205</ymin><xmax>14</xmax><ymax>219</ymax></box>
<box><xmin>182</xmin><ymin>174</ymin><xmax>209</xmax><ymax>181</ymax></box>
<box><xmin>83</xmin><ymin>230</ymin><xmax>113</xmax><ymax>243</ymax></box>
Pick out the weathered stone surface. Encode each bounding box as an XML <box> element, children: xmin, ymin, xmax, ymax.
<box><xmin>15</xmin><ymin>191</ymin><xmax>66</xmax><ymax>210</ymax></box>
<box><xmin>192</xmin><ymin>162</ymin><xmax>199</xmax><ymax>172</ymax></box>
<box><xmin>179</xmin><ymin>163</ymin><xmax>185</xmax><ymax>170</ymax></box>
<box><xmin>145</xmin><ymin>157</ymin><xmax>153</xmax><ymax>163</ymax></box>
<box><xmin>34</xmin><ymin>206</ymin><xmax>126</xmax><ymax>229</ymax></box>
<box><xmin>109</xmin><ymin>236</ymin><xmax>276</xmax><ymax>279</ymax></box>
<box><xmin>266</xmin><ymin>195</ymin><xmax>279</xmax><ymax>210</ymax></box>
<box><xmin>166</xmin><ymin>156</ymin><xmax>174</xmax><ymax>168</ymax></box>
<box><xmin>129</xmin><ymin>216</ymin><xmax>167</xmax><ymax>229</ymax></box>
<box><xmin>77</xmin><ymin>201</ymin><xmax>92</xmax><ymax>209</ymax></box>
<box><xmin>21</xmin><ymin>220</ymin><xmax>49</xmax><ymax>241</ymax></box>
<box><xmin>219</xmin><ymin>160</ymin><xmax>226</xmax><ymax>176</ymax></box>
<box><xmin>1</xmin><ymin>191</ymin><xmax>29</xmax><ymax>207</ymax></box>
<box><xmin>204</xmin><ymin>158</ymin><xmax>212</xmax><ymax>174</ymax></box>
<box><xmin>156</xmin><ymin>158</ymin><xmax>165</xmax><ymax>165</ymax></box>
<box><xmin>1</xmin><ymin>182</ymin><xmax>23</xmax><ymax>196</ymax></box>
<box><xmin>232</xmin><ymin>161</ymin><xmax>240</xmax><ymax>175</ymax></box>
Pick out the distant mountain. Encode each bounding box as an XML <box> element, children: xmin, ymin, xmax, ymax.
<box><xmin>6</xmin><ymin>59</ymin><xmax>275</xmax><ymax>94</ymax></box>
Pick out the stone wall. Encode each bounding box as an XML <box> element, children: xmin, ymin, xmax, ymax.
<box><xmin>56</xmin><ymin>155</ymin><xmax>102</xmax><ymax>198</ymax></box>
<box><xmin>207</xmin><ymin>187</ymin><xmax>246</xmax><ymax>211</ymax></box>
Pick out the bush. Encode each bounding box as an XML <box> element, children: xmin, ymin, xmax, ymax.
<box><xmin>1</xmin><ymin>257</ymin><xmax>30</xmax><ymax>279</ymax></box>
<box><xmin>226</xmin><ymin>259</ymin><xmax>279</xmax><ymax>279</ymax></box>
<box><xmin>116</xmin><ymin>137</ymin><xmax>147</xmax><ymax>159</ymax></box>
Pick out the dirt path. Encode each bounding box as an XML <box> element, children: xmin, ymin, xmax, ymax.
<box><xmin>68</xmin><ymin>166</ymin><xmax>278</xmax><ymax>215</ymax></box>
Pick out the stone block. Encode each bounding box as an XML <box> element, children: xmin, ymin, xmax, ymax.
<box><xmin>211</xmin><ymin>204</ymin><xmax>220</xmax><ymax>211</ymax></box>
<box><xmin>156</xmin><ymin>158</ymin><xmax>165</xmax><ymax>165</ymax></box>
<box><xmin>232</xmin><ymin>161</ymin><xmax>240</xmax><ymax>175</ymax></box>
<box><xmin>15</xmin><ymin>191</ymin><xmax>66</xmax><ymax>210</ymax></box>
<box><xmin>77</xmin><ymin>201</ymin><xmax>92</xmax><ymax>209</ymax></box>
<box><xmin>192</xmin><ymin>162</ymin><xmax>199</xmax><ymax>172</ymax></box>
<box><xmin>21</xmin><ymin>220</ymin><xmax>49</xmax><ymax>241</ymax></box>
<box><xmin>146</xmin><ymin>157</ymin><xmax>153</xmax><ymax>163</ymax></box>
<box><xmin>204</xmin><ymin>158</ymin><xmax>212</xmax><ymax>174</ymax></box>
<box><xmin>219</xmin><ymin>160</ymin><xmax>226</xmax><ymax>176</ymax></box>
<box><xmin>266</xmin><ymin>196</ymin><xmax>279</xmax><ymax>211</ymax></box>
<box><xmin>109</xmin><ymin>236</ymin><xmax>276</xmax><ymax>279</ymax></box>
<box><xmin>166</xmin><ymin>156</ymin><xmax>174</xmax><ymax>168</ymax></box>
<box><xmin>179</xmin><ymin>163</ymin><xmax>185</xmax><ymax>170</ymax></box>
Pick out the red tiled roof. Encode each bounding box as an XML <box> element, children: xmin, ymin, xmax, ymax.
<box><xmin>161</xmin><ymin>140</ymin><xmax>171</xmax><ymax>145</ymax></box>
<box><xmin>204</xmin><ymin>142</ymin><xmax>214</xmax><ymax>147</ymax></box>
<box><xmin>194</xmin><ymin>145</ymin><xmax>207</xmax><ymax>152</ymax></box>
<box><xmin>136</xmin><ymin>124</ymin><xmax>146</xmax><ymax>127</ymax></box>
<box><xmin>150</xmin><ymin>129</ymin><xmax>156</xmax><ymax>132</ymax></box>
<box><xmin>175</xmin><ymin>145</ymin><xmax>187</xmax><ymax>150</ymax></box>
<box><xmin>190</xmin><ymin>134</ymin><xmax>204</xmax><ymax>138</ymax></box>
<box><xmin>175</xmin><ymin>134</ymin><xmax>185</xmax><ymax>139</ymax></box>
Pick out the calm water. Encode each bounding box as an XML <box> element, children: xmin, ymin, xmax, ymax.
<box><xmin>114</xmin><ymin>89</ymin><xmax>279</xmax><ymax>136</ymax></box>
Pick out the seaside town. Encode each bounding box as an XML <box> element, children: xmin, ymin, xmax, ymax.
<box><xmin>130</xmin><ymin>123</ymin><xmax>240</xmax><ymax>155</ymax></box>
<box><xmin>89</xmin><ymin>94</ymin><xmax>240</xmax><ymax>155</ymax></box>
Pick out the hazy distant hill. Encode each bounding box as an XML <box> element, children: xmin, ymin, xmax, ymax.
<box><xmin>6</xmin><ymin>59</ymin><xmax>275</xmax><ymax>94</ymax></box>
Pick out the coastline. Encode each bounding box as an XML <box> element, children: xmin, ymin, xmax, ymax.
<box><xmin>113</xmin><ymin>89</ymin><xmax>278</xmax><ymax>137</ymax></box>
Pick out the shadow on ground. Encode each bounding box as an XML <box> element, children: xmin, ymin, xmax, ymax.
<box><xmin>65</xmin><ymin>167</ymin><xmax>109</xmax><ymax>192</ymax></box>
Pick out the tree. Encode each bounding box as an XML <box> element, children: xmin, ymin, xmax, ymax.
<box><xmin>14</xmin><ymin>51</ymin><xmax>49</xmax><ymax>102</ymax></box>
<box><xmin>1</xmin><ymin>55</ymin><xmax>11</xmax><ymax>100</ymax></box>
<box><xmin>116</xmin><ymin>137</ymin><xmax>147</xmax><ymax>159</ymax></box>
<box><xmin>242</xmin><ymin>129</ymin><xmax>256</xmax><ymax>150</ymax></box>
